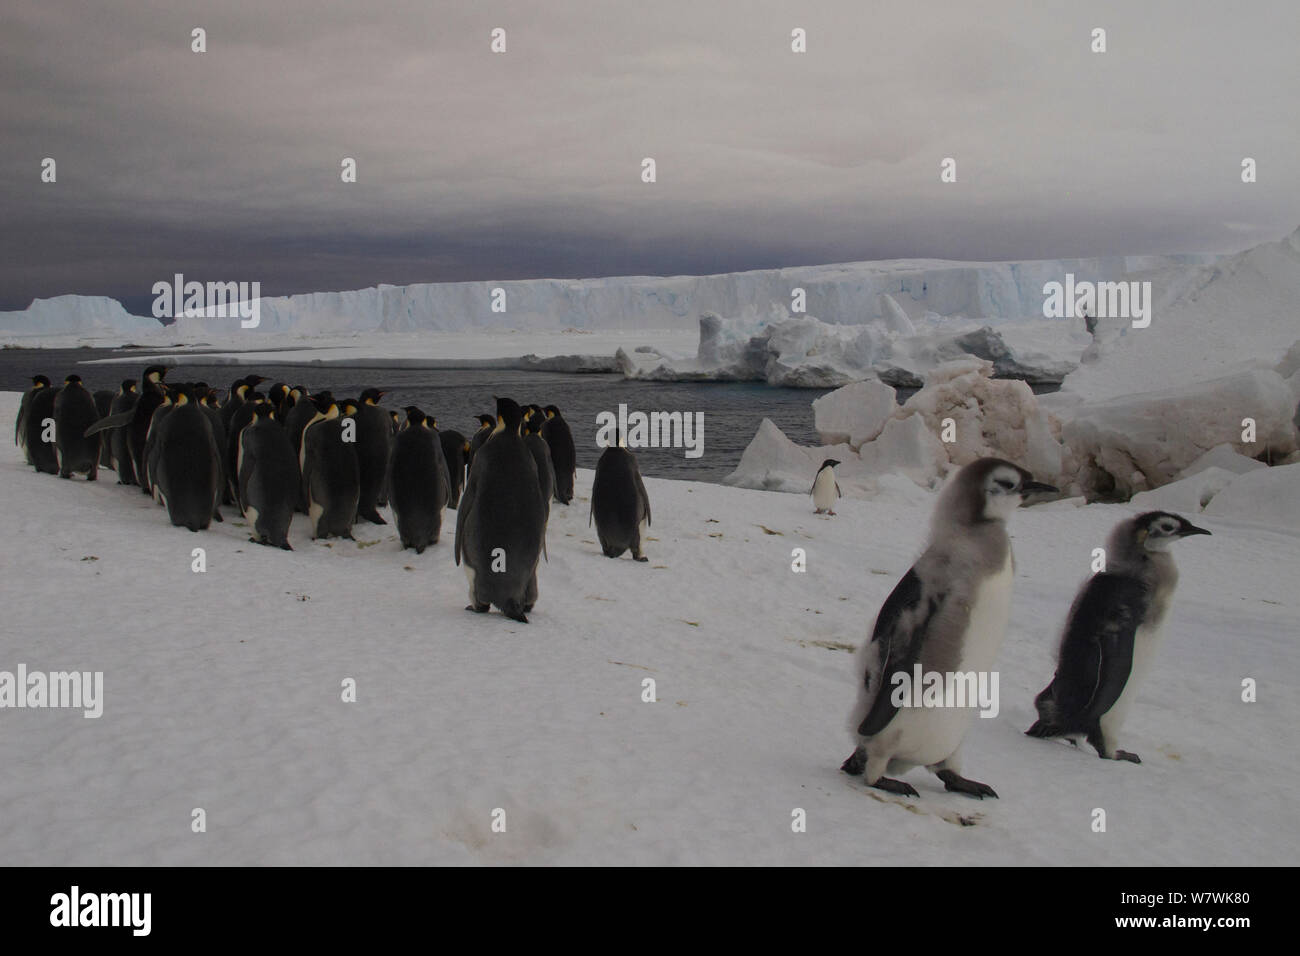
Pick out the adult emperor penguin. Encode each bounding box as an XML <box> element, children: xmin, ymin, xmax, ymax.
<box><xmin>238</xmin><ymin>402</ymin><xmax>299</xmax><ymax>549</ymax></box>
<box><xmin>85</xmin><ymin>364</ymin><xmax>168</xmax><ymax>493</ymax></box>
<box><xmin>812</xmin><ymin>459</ymin><xmax>841</xmax><ymax>515</ymax></box>
<box><xmin>439</xmin><ymin>429</ymin><xmax>469</xmax><ymax>509</ymax></box>
<box><xmin>590</xmin><ymin>436</ymin><xmax>651</xmax><ymax>561</ymax></box>
<box><xmin>93</xmin><ymin>388</ymin><xmax>114</xmax><ymax>468</ymax></box>
<box><xmin>15</xmin><ymin>375</ymin><xmax>52</xmax><ymax>468</ymax></box>
<box><xmin>352</xmin><ymin>387</ymin><xmax>392</xmax><ymax>525</ymax></box>
<box><xmin>841</xmin><ymin>457</ymin><xmax>1057</xmax><ymax>798</ymax></box>
<box><xmin>541</xmin><ymin>405</ymin><xmax>577</xmax><ymax>504</ymax></box>
<box><xmin>53</xmin><ymin>375</ymin><xmax>101</xmax><ymax>480</ymax></box>
<box><xmin>151</xmin><ymin>388</ymin><xmax>223</xmax><ymax>532</ymax></box>
<box><xmin>522</xmin><ymin>407</ymin><xmax>554</xmax><ymax>519</ymax></box>
<box><xmin>465</xmin><ymin>413</ymin><xmax>496</xmax><ymax>473</ymax></box>
<box><xmin>225</xmin><ymin>389</ymin><xmax>266</xmax><ymax>507</ymax></box>
<box><xmin>108</xmin><ymin>379</ymin><xmax>139</xmax><ymax>484</ymax></box>
<box><xmin>1025</xmin><ymin>511</ymin><xmax>1210</xmax><ymax>763</ymax></box>
<box><xmin>455</xmin><ymin>397</ymin><xmax>547</xmax><ymax>622</ymax></box>
<box><xmin>300</xmin><ymin>397</ymin><xmax>360</xmax><ymax>540</ymax></box>
<box><xmin>388</xmin><ymin>408</ymin><xmax>450</xmax><ymax>553</ymax></box>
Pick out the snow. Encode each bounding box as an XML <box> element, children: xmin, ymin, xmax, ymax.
<box><xmin>1204</xmin><ymin>462</ymin><xmax>1300</xmax><ymax>528</ymax></box>
<box><xmin>1</xmin><ymin>388</ymin><xmax>1294</xmax><ymax>865</ymax></box>
<box><xmin>0</xmin><ymin>295</ymin><xmax>163</xmax><ymax>345</ymax></box>
<box><xmin>1176</xmin><ymin>444</ymin><xmax>1270</xmax><ymax>480</ymax></box>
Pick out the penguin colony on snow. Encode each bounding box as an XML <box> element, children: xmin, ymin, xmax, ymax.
<box><xmin>18</xmin><ymin>369</ymin><xmax>1209</xmax><ymax>798</ymax></box>
<box><xmin>15</xmin><ymin>367</ymin><xmax>627</xmax><ymax>625</ymax></box>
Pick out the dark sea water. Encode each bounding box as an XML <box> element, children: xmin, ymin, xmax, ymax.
<box><xmin>1</xmin><ymin>348</ymin><xmax>836</xmax><ymax>483</ymax></box>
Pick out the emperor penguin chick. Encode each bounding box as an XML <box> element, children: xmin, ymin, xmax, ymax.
<box><xmin>842</xmin><ymin>458</ymin><xmax>1057</xmax><ymax>799</ymax></box>
<box><xmin>1026</xmin><ymin>511</ymin><xmax>1210</xmax><ymax>763</ymax></box>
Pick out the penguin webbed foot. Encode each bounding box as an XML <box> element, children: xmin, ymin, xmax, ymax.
<box><xmin>935</xmin><ymin>769</ymin><xmax>998</xmax><ymax>800</ymax></box>
<box><xmin>870</xmin><ymin>776</ymin><xmax>919</xmax><ymax>798</ymax></box>
<box><xmin>466</xmin><ymin>603</ymin><xmax>490</xmax><ymax>614</ymax></box>
<box><xmin>633</xmin><ymin>555</ymin><xmax>648</xmax><ymax>563</ymax></box>
<box><xmin>840</xmin><ymin>749</ymin><xmax>866</xmax><ymax>776</ymax></box>
<box><xmin>1113</xmin><ymin>750</ymin><xmax>1141</xmax><ymax>764</ymax></box>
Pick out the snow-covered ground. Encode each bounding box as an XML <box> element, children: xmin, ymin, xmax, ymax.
<box><xmin>1</xmin><ymin>390</ymin><xmax>1293</xmax><ymax>865</ymax></box>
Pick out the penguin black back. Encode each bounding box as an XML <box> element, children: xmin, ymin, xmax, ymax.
<box><xmin>541</xmin><ymin>404</ymin><xmax>576</xmax><ymax>504</ymax></box>
<box><xmin>53</xmin><ymin>375</ymin><xmax>101</xmax><ymax>480</ymax></box>
<box><xmin>591</xmin><ymin>443</ymin><xmax>652</xmax><ymax>561</ymax></box>
<box><xmin>388</xmin><ymin>408</ymin><xmax>450</xmax><ymax>553</ymax></box>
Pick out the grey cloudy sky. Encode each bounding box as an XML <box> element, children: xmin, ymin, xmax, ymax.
<box><xmin>2</xmin><ymin>0</ymin><xmax>1298</xmax><ymax>312</ymax></box>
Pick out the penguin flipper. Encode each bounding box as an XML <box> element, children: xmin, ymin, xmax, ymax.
<box><xmin>635</xmin><ymin>471</ymin><xmax>651</xmax><ymax>527</ymax></box>
<box><xmin>1056</xmin><ymin>574</ymin><xmax>1145</xmax><ymax>725</ymax></box>
<box><xmin>453</xmin><ymin>472</ymin><xmax>477</xmax><ymax>567</ymax></box>
<box><xmin>83</xmin><ymin>408</ymin><xmax>135</xmax><ymax>437</ymax></box>
<box><xmin>856</xmin><ymin>568</ymin><xmax>943</xmax><ymax>738</ymax></box>
<box><xmin>836</xmin><ymin>482</ymin><xmax>841</xmax><ymax>498</ymax></box>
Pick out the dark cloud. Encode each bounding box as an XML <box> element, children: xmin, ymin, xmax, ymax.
<box><xmin>2</xmin><ymin>0</ymin><xmax>1297</xmax><ymax>312</ymax></box>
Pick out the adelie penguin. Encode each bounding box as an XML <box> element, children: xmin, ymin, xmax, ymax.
<box><xmin>53</xmin><ymin>375</ymin><xmax>101</xmax><ymax>480</ymax></box>
<box><xmin>352</xmin><ymin>388</ymin><xmax>392</xmax><ymax>525</ymax></box>
<box><xmin>388</xmin><ymin>408</ymin><xmax>449</xmax><ymax>554</ymax></box>
<box><xmin>1025</xmin><ymin>511</ymin><xmax>1210</xmax><ymax>763</ymax></box>
<box><xmin>300</xmin><ymin>397</ymin><xmax>360</xmax><ymax>540</ymax></box>
<box><xmin>812</xmin><ymin>459</ymin><xmax>841</xmax><ymax>515</ymax></box>
<box><xmin>842</xmin><ymin>458</ymin><xmax>1057</xmax><ymax>799</ymax></box>
<box><xmin>541</xmin><ymin>405</ymin><xmax>576</xmax><ymax>505</ymax></box>
<box><xmin>238</xmin><ymin>402</ymin><xmax>300</xmax><ymax>549</ymax></box>
<box><xmin>150</xmin><ymin>388</ymin><xmax>224</xmax><ymax>532</ymax></box>
<box><xmin>590</xmin><ymin>435</ymin><xmax>652</xmax><ymax>561</ymax></box>
<box><xmin>16</xmin><ymin>375</ymin><xmax>57</xmax><ymax>472</ymax></box>
<box><xmin>455</xmin><ymin>397</ymin><xmax>548</xmax><ymax>622</ymax></box>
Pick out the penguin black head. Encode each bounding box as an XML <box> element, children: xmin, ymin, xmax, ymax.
<box><xmin>120</xmin><ymin>379</ymin><xmax>136</xmax><ymax>394</ymax></box>
<box><xmin>403</xmin><ymin>407</ymin><xmax>426</xmax><ymax>429</ymax></box>
<box><xmin>31</xmin><ymin>375</ymin><xmax>51</xmax><ymax>389</ymax></box>
<box><xmin>496</xmin><ymin>397</ymin><xmax>525</xmax><ymax>434</ymax></box>
<box><xmin>360</xmin><ymin>388</ymin><xmax>386</xmax><ymax>405</ymax></box>
<box><xmin>143</xmin><ymin>365</ymin><xmax>168</xmax><ymax>385</ymax></box>
<box><xmin>251</xmin><ymin>402</ymin><xmax>276</xmax><ymax>422</ymax></box>
<box><xmin>311</xmin><ymin>395</ymin><xmax>336</xmax><ymax>415</ymax></box>
<box><xmin>543</xmin><ymin>405</ymin><xmax>561</xmax><ymax>420</ymax></box>
<box><xmin>267</xmin><ymin>383</ymin><xmax>287</xmax><ymax>404</ymax></box>
<box><xmin>63</xmin><ymin>374</ymin><xmax>83</xmax><ymax>386</ymax></box>
<box><xmin>340</xmin><ymin>398</ymin><xmax>360</xmax><ymax>417</ymax></box>
<box><xmin>523</xmin><ymin>413</ymin><xmax>544</xmax><ymax>436</ymax></box>
<box><xmin>475</xmin><ymin>414</ymin><xmax>495</xmax><ymax>431</ymax></box>
<box><xmin>202</xmin><ymin>389</ymin><xmax>221</xmax><ymax>407</ymax></box>
<box><xmin>818</xmin><ymin>459</ymin><xmax>840</xmax><ymax>472</ymax></box>
<box><xmin>941</xmin><ymin>457</ymin><xmax>1057</xmax><ymax>525</ymax></box>
<box><xmin>1133</xmin><ymin>511</ymin><xmax>1211</xmax><ymax>551</ymax></box>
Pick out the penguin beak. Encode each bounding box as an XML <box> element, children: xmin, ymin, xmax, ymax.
<box><xmin>1021</xmin><ymin>480</ymin><xmax>1058</xmax><ymax>495</ymax></box>
<box><xmin>1181</xmin><ymin>524</ymin><xmax>1212</xmax><ymax>537</ymax></box>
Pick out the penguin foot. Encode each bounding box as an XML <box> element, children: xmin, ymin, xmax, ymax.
<box><xmin>870</xmin><ymin>777</ymin><xmax>919</xmax><ymax>798</ymax></box>
<box><xmin>840</xmin><ymin>749</ymin><xmax>866</xmax><ymax>776</ymax></box>
<box><xmin>633</xmin><ymin>555</ymin><xmax>648</xmax><ymax>563</ymax></box>
<box><xmin>1113</xmin><ymin>750</ymin><xmax>1141</xmax><ymax>764</ymax></box>
<box><xmin>59</xmin><ymin>472</ymin><xmax>71</xmax><ymax>480</ymax></box>
<box><xmin>466</xmin><ymin>603</ymin><xmax>490</xmax><ymax>614</ymax></box>
<box><xmin>212</xmin><ymin>510</ymin><xmax>223</xmax><ymax>523</ymax></box>
<box><xmin>828</xmin><ymin>509</ymin><xmax>836</xmax><ymax>516</ymax></box>
<box><xmin>360</xmin><ymin>510</ymin><xmax>387</xmax><ymax>525</ymax></box>
<box><xmin>936</xmin><ymin>770</ymin><xmax>998</xmax><ymax>799</ymax></box>
<box><xmin>280</xmin><ymin>542</ymin><xmax>293</xmax><ymax>551</ymax></box>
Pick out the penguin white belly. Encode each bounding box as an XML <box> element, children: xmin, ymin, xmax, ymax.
<box><xmin>1099</xmin><ymin>621</ymin><xmax>1163</xmax><ymax>743</ymax></box>
<box><xmin>884</xmin><ymin>553</ymin><xmax>1015</xmax><ymax>768</ymax></box>
<box><xmin>812</xmin><ymin>469</ymin><xmax>837</xmax><ymax>510</ymax></box>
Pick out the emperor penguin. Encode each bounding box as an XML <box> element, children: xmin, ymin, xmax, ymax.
<box><xmin>238</xmin><ymin>402</ymin><xmax>300</xmax><ymax>550</ymax></box>
<box><xmin>590</xmin><ymin>433</ymin><xmax>651</xmax><ymax>561</ymax></box>
<box><xmin>352</xmin><ymin>387</ymin><xmax>393</xmax><ymax>525</ymax></box>
<box><xmin>85</xmin><ymin>365</ymin><xmax>168</xmax><ymax>493</ymax></box>
<box><xmin>454</xmin><ymin>397</ymin><xmax>547</xmax><ymax>622</ymax></box>
<box><xmin>53</xmin><ymin>375</ymin><xmax>101</xmax><ymax>480</ymax></box>
<box><xmin>812</xmin><ymin>459</ymin><xmax>841</xmax><ymax>514</ymax></box>
<box><xmin>300</xmin><ymin>397</ymin><xmax>360</xmax><ymax>540</ymax></box>
<box><xmin>439</xmin><ymin>429</ymin><xmax>469</xmax><ymax>509</ymax></box>
<box><xmin>108</xmin><ymin>380</ymin><xmax>139</xmax><ymax>484</ymax></box>
<box><xmin>541</xmin><ymin>404</ymin><xmax>577</xmax><ymax>504</ymax></box>
<box><xmin>388</xmin><ymin>407</ymin><xmax>450</xmax><ymax>553</ymax></box>
<box><xmin>220</xmin><ymin>374</ymin><xmax>265</xmax><ymax>434</ymax></box>
<box><xmin>151</xmin><ymin>388</ymin><xmax>223</xmax><ymax>532</ymax></box>
<box><xmin>522</xmin><ymin>406</ymin><xmax>554</xmax><ymax>520</ymax></box>
<box><xmin>842</xmin><ymin>457</ymin><xmax>1057</xmax><ymax>798</ymax></box>
<box><xmin>93</xmin><ymin>388</ymin><xmax>114</xmax><ymax>468</ymax></box>
<box><xmin>16</xmin><ymin>375</ymin><xmax>54</xmax><ymax>470</ymax></box>
<box><xmin>225</xmin><ymin>389</ymin><xmax>266</xmax><ymax>507</ymax></box>
<box><xmin>1025</xmin><ymin>511</ymin><xmax>1210</xmax><ymax>763</ymax></box>
<box><xmin>466</xmin><ymin>413</ymin><xmax>496</xmax><ymax>473</ymax></box>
